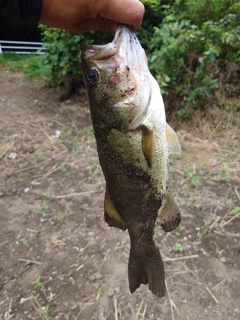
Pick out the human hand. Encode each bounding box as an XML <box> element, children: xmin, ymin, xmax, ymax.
<box><xmin>39</xmin><ymin>0</ymin><xmax>144</xmax><ymax>34</ymax></box>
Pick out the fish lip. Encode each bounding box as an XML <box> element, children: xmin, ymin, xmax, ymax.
<box><xmin>81</xmin><ymin>25</ymin><xmax>134</xmax><ymax>63</ymax></box>
<box><xmin>81</xmin><ymin>25</ymin><xmax>153</xmax><ymax>130</ymax></box>
<box><xmin>112</xmin><ymin>24</ymin><xmax>130</xmax><ymax>46</ymax></box>
<box><xmin>81</xmin><ymin>43</ymin><xmax>118</xmax><ymax>61</ymax></box>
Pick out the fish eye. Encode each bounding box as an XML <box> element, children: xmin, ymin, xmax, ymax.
<box><xmin>87</xmin><ymin>68</ymin><xmax>99</xmax><ymax>85</ymax></box>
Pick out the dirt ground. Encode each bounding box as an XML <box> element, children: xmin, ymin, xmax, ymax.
<box><xmin>0</xmin><ymin>67</ymin><xmax>239</xmax><ymax>320</ymax></box>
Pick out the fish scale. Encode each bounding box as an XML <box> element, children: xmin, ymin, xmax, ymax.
<box><xmin>81</xmin><ymin>25</ymin><xmax>182</xmax><ymax>298</ymax></box>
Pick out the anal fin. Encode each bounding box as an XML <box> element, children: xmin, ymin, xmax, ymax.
<box><xmin>104</xmin><ymin>189</ymin><xmax>127</xmax><ymax>230</ymax></box>
<box><xmin>157</xmin><ymin>192</ymin><xmax>181</xmax><ymax>232</ymax></box>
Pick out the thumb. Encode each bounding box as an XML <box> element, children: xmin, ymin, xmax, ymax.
<box><xmin>88</xmin><ymin>0</ymin><xmax>144</xmax><ymax>31</ymax></box>
<box><xmin>73</xmin><ymin>17</ymin><xmax>118</xmax><ymax>35</ymax></box>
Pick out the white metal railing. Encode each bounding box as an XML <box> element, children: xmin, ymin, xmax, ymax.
<box><xmin>0</xmin><ymin>40</ymin><xmax>47</xmax><ymax>54</ymax></box>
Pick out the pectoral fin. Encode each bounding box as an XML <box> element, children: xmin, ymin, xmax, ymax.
<box><xmin>104</xmin><ymin>189</ymin><xmax>127</xmax><ymax>230</ymax></box>
<box><xmin>166</xmin><ymin>123</ymin><xmax>181</xmax><ymax>155</ymax></box>
<box><xmin>141</xmin><ymin>125</ymin><xmax>154</xmax><ymax>168</ymax></box>
<box><xmin>157</xmin><ymin>193</ymin><xmax>181</xmax><ymax>232</ymax></box>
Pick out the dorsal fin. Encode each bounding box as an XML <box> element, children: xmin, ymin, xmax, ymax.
<box><xmin>166</xmin><ymin>123</ymin><xmax>181</xmax><ymax>155</ymax></box>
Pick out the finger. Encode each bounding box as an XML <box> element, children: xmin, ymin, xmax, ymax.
<box><xmin>70</xmin><ymin>17</ymin><xmax>113</xmax><ymax>35</ymax></box>
<box><xmin>89</xmin><ymin>0</ymin><xmax>145</xmax><ymax>30</ymax></box>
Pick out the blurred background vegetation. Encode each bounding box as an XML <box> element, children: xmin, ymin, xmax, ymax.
<box><xmin>1</xmin><ymin>0</ymin><xmax>240</xmax><ymax>117</ymax></box>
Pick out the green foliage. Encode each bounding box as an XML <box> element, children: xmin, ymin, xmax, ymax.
<box><xmin>176</xmin><ymin>242</ymin><xmax>184</xmax><ymax>252</ymax></box>
<box><xmin>187</xmin><ymin>0</ymin><xmax>240</xmax><ymax>24</ymax></box>
<box><xmin>37</xmin><ymin>204</ymin><xmax>49</xmax><ymax>215</ymax></box>
<box><xmin>20</xmin><ymin>239</ymin><xmax>28</xmax><ymax>246</ymax></box>
<box><xmin>191</xmin><ymin>172</ymin><xmax>201</xmax><ymax>187</ymax></box>
<box><xmin>218</xmin><ymin>167</ymin><xmax>230</xmax><ymax>183</ymax></box>
<box><xmin>147</xmin><ymin>0</ymin><xmax>240</xmax><ymax>115</ymax></box>
<box><xmin>39</xmin><ymin>26</ymin><xmax>110</xmax><ymax>87</ymax></box>
<box><xmin>202</xmin><ymin>219</ymin><xmax>210</xmax><ymax>229</ymax></box>
<box><xmin>230</xmin><ymin>206</ymin><xmax>240</xmax><ymax>218</ymax></box>
<box><xmin>42</xmin><ymin>191</ymin><xmax>51</xmax><ymax>199</ymax></box>
<box><xmin>42</xmin><ymin>305</ymin><xmax>49</xmax><ymax>317</ymax></box>
<box><xmin>39</xmin><ymin>28</ymin><xmax>82</xmax><ymax>87</ymax></box>
<box><xmin>40</xmin><ymin>0</ymin><xmax>240</xmax><ymax>113</ymax></box>
<box><xmin>32</xmin><ymin>277</ymin><xmax>44</xmax><ymax>290</ymax></box>
<box><xmin>0</xmin><ymin>53</ymin><xmax>49</xmax><ymax>78</ymax></box>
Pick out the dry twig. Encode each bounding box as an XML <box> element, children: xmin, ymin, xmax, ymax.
<box><xmin>212</xmin><ymin>279</ymin><xmax>226</xmax><ymax>291</ymax></box>
<box><xmin>209</xmin><ymin>115</ymin><xmax>224</xmax><ymax>138</ymax></box>
<box><xmin>179</xmin><ymin>164</ymin><xmax>196</xmax><ymax>185</ymax></box>
<box><xmin>163</xmin><ymin>255</ymin><xmax>198</xmax><ymax>262</ymax></box>
<box><xmin>40</xmin><ymin>127</ymin><xmax>59</xmax><ymax>152</ymax></box>
<box><xmin>27</xmin><ymin>228</ymin><xmax>39</xmax><ymax>233</ymax></box>
<box><xmin>114</xmin><ymin>296</ymin><xmax>118</xmax><ymax>320</ymax></box>
<box><xmin>30</xmin><ymin>294</ymin><xmax>48</xmax><ymax>320</ymax></box>
<box><xmin>75</xmin><ymin>302</ymin><xmax>94</xmax><ymax>320</ymax></box>
<box><xmin>34</xmin><ymin>164</ymin><xmax>60</xmax><ymax>180</ymax></box>
<box><xmin>0</xmin><ymin>240</ymin><xmax>8</xmax><ymax>247</ymax></box>
<box><xmin>198</xmin><ymin>217</ymin><xmax>220</xmax><ymax>240</ymax></box>
<box><xmin>141</xmin><ymin>303</ymin><xmax>147</xmax><ymax>320</ymax></box>
<box><xmin>165</xmin><ymin>280</ymin><xmax>180</xmax><ymax>320</ymax></box>
<box><xmin>5</xmin><ymin>298</ymin><xmax>12</xmax><ymax>320</ymax></box>
<box><xmin>235</xmin><ymin>187</ymin><xmax>240</xmax><ymax>201</ymax></box>
<box><xmin>18</xmin><ymin>258</ymin><xmax>42</xmax><ymax>265</ymax></box>
<box><xmin>221</xmin><ymin>211</ymin><xmax>240</xmax><ymax>228</ymax></box>
<box><xmin>221</xmin><ymin>189</ymin><xmax>240</xmax><ymax>228</ymax></box>
<box><xmin>42</xmin><ymin>288</ymin><xmax>63</xmax><ymax>303</ymax></box>
<box><xmin>206</xmin><ymin>287</ymin><xmax>218</xmax><ymax>303</ymax></box>
<box><xmin>0</xmin><ymin>141</ymin><xmax>14</xmax><ymax>159</ymax></box>
<box><xmin>135</xmin><ymin>298</ymin><xmax>144</xmax><ymax>320</ymax></box>
<box><xmin>14</xmin><ymin>151</ymin><xmax>64</xmax><ymax>174</ymax></box>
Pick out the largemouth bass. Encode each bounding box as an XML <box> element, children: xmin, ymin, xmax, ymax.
<box><xmin>81</xmin><ymin>25</ymin><xmax>181</xmax><ymax>297</ymax></box>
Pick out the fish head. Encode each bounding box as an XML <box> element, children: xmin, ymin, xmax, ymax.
<box><xmin>81</xmin><ymin>25</ymin><xmax>152</xmax><ymax>130</ymax></box>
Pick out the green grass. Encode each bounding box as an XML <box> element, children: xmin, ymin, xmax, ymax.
<box><xmin>202</xmin><ymin>219</ymin><xmax>210</xmax><ymax>229</ymax></box>
<box><xmin>176</xmin><ymin>243</ymin><xmax>184</xmax><ymax>252</ymax></box>
<box><xmin>42</xmin><ymin>191</ymin><xmax>51</xmax><ymax>199</ymax></box>
<box><xmin>230</xmin><ymin>206</ymin><xmax>240</xmax><ymax>218</ymax></box>
<box><xmin>32</xmin><ymin>277</ymin><xmax>44</xmax><ymax>290</ymax></box>
<box><xmin>191</xmin><ymin>173</ymin><xmax>201</xmax><ymax>187</ymax></box>
<box><xmin>20</xmin><ymin>239</ymin><xmax>28</xmax><ymax>246</ymax></box>
<box><xmin>0</xmin><ymin>53</ymin><xmax>50</xmax><ymax>78</ymax></box>
<box><xmin>37</xmin><ymin>204</ymin><xmax>49</xmax><ymax>215</ymax></box>
<box><xmin>218</xmin><ymin>167</ymin><xmax>230</xmax><ymax>183</ymax></box>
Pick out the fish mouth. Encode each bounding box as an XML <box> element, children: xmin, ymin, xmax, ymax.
<box><xmin>81</xmin><ymin>25</ymin><xmax>152</xmax><ymax>130</ymax></box>
<box><xmin>81</xmin><ymin>25</ymin><xmax>146</xmax><ymax>72</ymax></box>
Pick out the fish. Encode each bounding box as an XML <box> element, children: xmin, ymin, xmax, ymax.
<box><xmin>81</xmin><ymin>25</ymin><xmax>181</xmax><ymax>298</ymax></box>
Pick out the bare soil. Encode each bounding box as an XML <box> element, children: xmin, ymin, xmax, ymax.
<box><xmin>0</xmin><ymin>68</ymin><xmax>240</xmax><ymax>320</ymax></box>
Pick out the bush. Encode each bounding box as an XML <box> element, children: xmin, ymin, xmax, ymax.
<box><xmin>39</xmin><ymin>27</ymin><xmax>110</xmax><ymax>87</ymax></box>
<box><xmin>40</xmin><ymin>0</ymin><xmax>240</xmax><ymax>114</ymax></box>
<box><xmin>146</xmin><ymin>0</ymin><xmax>240</xmax><ymax>115</ymax></box>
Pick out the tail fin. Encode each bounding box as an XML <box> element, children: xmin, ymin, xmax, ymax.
<box><xmin>128</xmin><ymin>244</ymin><xmax>166</xmax><ymax>297</ymax></box>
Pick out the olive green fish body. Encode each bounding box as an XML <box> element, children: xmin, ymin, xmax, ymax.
<box><xmin>96</xmin><ymin>127</ymin><xmax>166</xmax><ymax>296</ymax></box>
<box><xmin>81</xmin><ymin>25</ymin><xmax>181</xmax><ymax>297</ymax></box>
